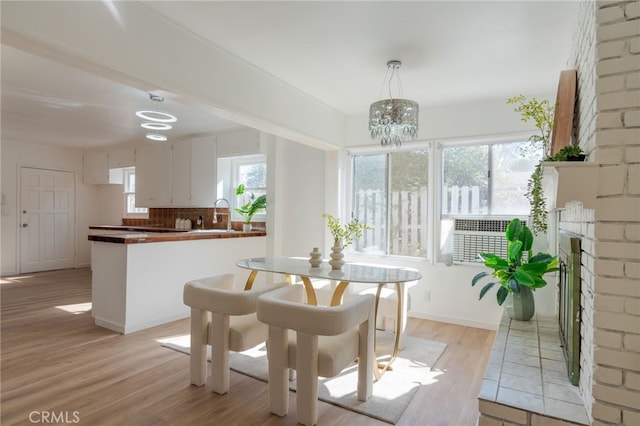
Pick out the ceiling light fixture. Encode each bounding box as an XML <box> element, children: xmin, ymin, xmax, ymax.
<box><xmin>369</xmin><ymin>60</ymin><xmax>419</xmax><ymax>148</ymax></box>
<box><xmin>135</xmin><ymin>110</ymin><xmax>177</xmax><ymax>123</ymax></box>
<box><xmin>136</xmin><ymin>93</ymin><xmax>176</xmax><ymax>142</ymax></box>
<box><xmin>141</xmin><ymin>122</ymin><xmax>173</xmax><ymax>130</ymax></box>
<box><xmin>145</xmin><ymin>133</ymin><xmax>168</xmax><ymax>141</ymax></box>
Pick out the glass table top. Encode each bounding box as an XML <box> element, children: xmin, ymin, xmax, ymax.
<box><xmin>236</xmin><ymin>256</ymin><xmax>422</xmax><ymax>283</ymax></box>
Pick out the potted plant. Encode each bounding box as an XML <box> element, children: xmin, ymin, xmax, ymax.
<box><xmin>547</xmin><ymin>145</ymin><xmax>585</xmax><ymax>162</ymax></box>
<box><xmin>471</xmin><ymin>218</ymin><xmax>558</xmax><ymax>320</ymax></box>
<box><xmin>322</xmin><ymin>213</ymin><xmax>369</xmax><ymax>270</ymax></box>
<box><xmin>235</xmin><ymin>184</ymin><xmax>266</xmax><ymax>232</ymax></box>
<box><xmin>507</xmin><ymin>95</ymin><xmax>555</xmax><ymax>235</ymax></box>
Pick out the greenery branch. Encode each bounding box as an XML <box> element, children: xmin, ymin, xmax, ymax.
<box><xmin>322</xmin><ymin>213</ymin><xmax>369</xmax><ymax>249</ymax></box>
<box><xmin>507</xmin><ymin>95</ymin><xmax>556</xmax><ymax>235</ymax></box>
<box><xmin>235</xmin><ymin>184</ymin><xmax>266</xmax><ymax>224</ymax></box>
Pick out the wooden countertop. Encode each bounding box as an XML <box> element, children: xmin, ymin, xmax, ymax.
<box><xmin>88</xmin><ymin>226</ymin><xmax>266</xmax><ymax>244</ymax></box>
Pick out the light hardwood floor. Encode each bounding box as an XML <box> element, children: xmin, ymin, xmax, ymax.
<box><xmin>1</xmin><ymin>268</ymin><xmax>495</xmax><ymax>426</ymax></box>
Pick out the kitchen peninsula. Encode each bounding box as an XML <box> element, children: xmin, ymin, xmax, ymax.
<box><xmin>88</xmin><ymin>228</ymin><xmax>267</xmax><ymax>334</ymax></box>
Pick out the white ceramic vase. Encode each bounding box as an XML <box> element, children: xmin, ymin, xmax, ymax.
<box><xmin>243</xmin><ymin>223</ymin><xmax>252</xmax><ymax>232</ymax></box>
<box><xmin>309</xmin><ymin>247</ymin><xmax>322</xmax><ymax>267</ymax></box>
<box><xmin>329</xmin><ymin>241</ymin><xmax>345</xmax><ymax>271</ymax></box>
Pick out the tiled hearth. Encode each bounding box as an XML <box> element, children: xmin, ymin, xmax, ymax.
<box><xmin>478</xmin><ymin>314</ymin><xmax>589</xmax><ymax>425</ymax></box>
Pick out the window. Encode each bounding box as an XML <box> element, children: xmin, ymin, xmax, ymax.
<box><xmin>442</xmin><ymin>141</ymin><xmax>542</xmax><ymax>216</ymax></box>
<box><xmin>123</xmin><ymin>167</ymin><xmax>148</xmax><ymax>217</ymax></box>
<box><xmin>228</xmin><ymin>155</ymin><xmax>267</xmax><ymax>221</ymax></box>
<box><xmin>352</xmin><ymin>149</ymin><xmax>429</xmax><ymax>257</ymax></box>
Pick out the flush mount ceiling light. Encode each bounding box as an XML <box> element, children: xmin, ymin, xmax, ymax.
<box><xmin>146</xmin><ymin>133</ymin><xmax>168</xmax><ymax>141</ymax></box>
<box><xmin>140</xmin><ymin>122</ymin><xmax>173</xmax><ymax>130</ymax></box>
<box><xmin>369</xmin><ymin>60</ymin><xmax>419</xmax><ymax>148</ymax></box>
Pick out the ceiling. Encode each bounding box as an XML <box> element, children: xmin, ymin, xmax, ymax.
<box><xmin>1</xmin><ymin>1</ymin><xmax>580</xmax><ymax>150</ymax></box>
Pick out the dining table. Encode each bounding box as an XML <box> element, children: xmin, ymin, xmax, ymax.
<box><xmin>235</xmin><ymin>256</ymin><xmax>422</xmax><ymax>378</ymax></box>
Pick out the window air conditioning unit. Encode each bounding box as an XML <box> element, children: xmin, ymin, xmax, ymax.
<box><xmin>452</xmin><ymin>218</ymin><xmax>527</xmax><ymax>262</ymax></box>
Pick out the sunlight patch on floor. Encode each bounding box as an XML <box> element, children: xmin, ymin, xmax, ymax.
<box><xmin>55</xmin><ymin>302</ymin><xmax>92</xmax><ymax>314</ymax></box>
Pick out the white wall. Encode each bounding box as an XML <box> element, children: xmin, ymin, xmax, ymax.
<box><xmin>270</xmin><ymin>137</ymin><xmax>327</xmax><ymax>257</ymax></box>
<box><xmin>346</xmin><ymin>95</ymin><xmax>554</xmax><ymax>148</ymax></box>
<box><xmin>1</xmin><ymin>139</ymin><xmax>96</xmax><ymax>274</ymax></box>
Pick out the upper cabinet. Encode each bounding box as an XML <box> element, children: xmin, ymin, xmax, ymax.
<box><xmin>136</xmin><ymin>136</ymin><xmax>216</xmax><ymax>208</ymax></box>
<box><xmin>83</xmin><ymin>148</ymin><xmax>135</xmax><ymax>185</ymax></box>
<box><xmin>108</xmin><ymin>148</ymin><xmax>135</xmax><ymax>168</ymax></box>
<box><xmin>135</xmin><ymin>143</ymin><xmax>172</xmax><ymax>207</ymax></box>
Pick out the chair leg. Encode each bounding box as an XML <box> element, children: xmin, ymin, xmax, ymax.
<box><xmin>210</xmin><ymin>312</ymin><xmax>230</xmax><ymax>395</ymax></box>
<box><xmin>189</xmin><ymin>308</ymin><xmax>208</xmax><ymax>386</ymax></box>
<box><xmin>357</xmin><ymin>316</ymin><xmax>374</xmax><ymax>401</ymax></box>
<box><xmin>268</xmin><ymin>325</ymin><xmax>289</xmax><ymax>417</ymax></box>
<box><xmin>296</xmin><ymin>332</ymin><xmax>319</xmax><ymax>426</ymax></box>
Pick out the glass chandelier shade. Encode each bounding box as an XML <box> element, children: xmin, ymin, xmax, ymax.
<box><xmin>369</xmin><ymin>61</ymin><xmax>419</xmax><ymax>147</ymax></box>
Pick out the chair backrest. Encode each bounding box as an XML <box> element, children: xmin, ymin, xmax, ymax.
<box><xmin>184</xmin><ymin>275</ymin><xmax>287</xmax><ymax>316</ymax></box>
<box><xmin>256</xmin><ymin>285</ymin><xmax>375</xmax><ymax>336</ymax></box>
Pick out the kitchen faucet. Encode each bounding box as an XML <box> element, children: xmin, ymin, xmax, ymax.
<box><xmin>213</xmin><ymin>198</ymin><xmax>232</xmax><ymax>231</ymax></box>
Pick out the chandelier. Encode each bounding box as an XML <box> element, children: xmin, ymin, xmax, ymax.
<box><xmin>369</xmin><ymin>60</ymin><xmax>419</xmax><ymax>147</ymax></box>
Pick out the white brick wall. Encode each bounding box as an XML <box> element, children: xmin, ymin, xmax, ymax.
<box><xmin>564</xmin><ymin>1</ymin><xmax>640</xmax><ymax>424</ymax></box>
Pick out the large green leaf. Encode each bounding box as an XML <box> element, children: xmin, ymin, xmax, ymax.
<box><xmin>505</xmin><ymin>218</ymin><xmax>522</xmax><ymax>242</ymax></box>
<box><xmin>508</xmin><ymin>240</ymin><xmax>523</xmax><ymax>261</ymax></box>
<box><xmin>497</xmin><ymin>286</ymin><xmax>509</xmax><ymax>305</ymax></box>
<box><xmin>472</xmin><ymin>271</ymin><xmax>490</xmax><ymax>286</ymax></box>
<box><xmin>479</xmin><ymin>282</ymin><xmax>495</xmax><ymax>300</ymax></box>
<box><xmin>520</xmin><ymin>262</ymin><xmax>550</xmax><ymax>275</ymax></box>
<box><xmin>531</xmin><ymin>276</ymin><xmax>548</xmax><ymax>288</ymax></box>
<box><xmin>529</xmin><ymin>253</ymin><xmax>554</xmax><ymax>264</ymax></box>
<box><xmin>514</xmin><ymin>268</ymin><xmax>536</xmax><ymax>286</ymax></box>
<box><xmin>520</xmin><ymin>226</ymin><xmax>534</xmax><ymax>251</ymax></box>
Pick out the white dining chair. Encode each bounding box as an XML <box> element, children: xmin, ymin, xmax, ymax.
<box><xmin>183</xmin><ymin>274</ymin><xmax>287</xmax><ymax>394</ymax></box>
<box><xmin>256</xmin><ymin>284</ymin><xmax>375</xmax><ymax>426</ymax></box>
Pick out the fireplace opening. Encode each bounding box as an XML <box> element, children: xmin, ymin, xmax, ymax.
<box><xmin>558</xmin><ymin>231</ymin><xmax>581</xmax><ymax>386</ymax></box>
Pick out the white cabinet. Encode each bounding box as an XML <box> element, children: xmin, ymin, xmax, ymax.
<box><xmin>135</xmin><ymin>137</ymin><xmax>216</xmax><ymax>207</ymax></box>
<box><xmin>84</xmin><ymin>149</ymin><xmax>135</xmax><ymax>185</ymax></box>
<box><xmin>108</xmin><ymin>148</ymin><xmax>135</xmax><ymax>168</ymax></box>
<box><xmin>187</xmin><ymin>136</ymin><xmax>216</xmax><ymax>206</ymax></box>
<box><xmin>135</xmin><ymin>144</ymin><xmax>171</xmax><ymax>207</ymax></box>
<box><xmin>171</xmin><ymin>137</ymin><xmax>217</xmax><ymax>207</ymax></box>
<box><xmin>83</xmin><ymin>151</ymin><xmax>109</xmax><ymax>184</ymax></box>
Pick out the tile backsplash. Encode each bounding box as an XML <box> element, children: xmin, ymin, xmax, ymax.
<box><xmin>122</xmin><ymin>208</ymin><xmax>265</xmax><ymax>231</ymax></box>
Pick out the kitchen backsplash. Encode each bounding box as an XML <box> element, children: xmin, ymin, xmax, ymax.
<box><xmin>122</xmin><ymin>208</ymin><xmax>265</xmax><ymax>231</ymax></box>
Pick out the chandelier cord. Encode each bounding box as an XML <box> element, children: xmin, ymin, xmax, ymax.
<box><xmin>377</xmin><ymin>66</ymin><xmax>392</xmax><ymax>100</ymax></box>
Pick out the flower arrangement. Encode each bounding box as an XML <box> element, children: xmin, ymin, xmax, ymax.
<box><xmin>322</xmin><ymin>213</ymin><xmax>369</xmax><ymax>249</ymax></box>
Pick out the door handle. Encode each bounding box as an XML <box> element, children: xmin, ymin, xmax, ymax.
<box><xmin>22</xmin><ymin>223</ymin><xmax>28</xmax><ymax>228</ymax></box>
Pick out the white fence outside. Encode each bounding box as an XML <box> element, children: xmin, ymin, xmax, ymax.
<box><xmin>442</xmin><ymin>185</ymin><xmax>484</xmax><ymax>215</ymax></box>
<box><xmin>353</xmin><ymin>188</ymin><xmax>428</xmax><ymax>256</ymax></box>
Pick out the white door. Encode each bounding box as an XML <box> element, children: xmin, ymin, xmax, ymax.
<box><xmin>20</xmin><ymin>167</ymin><xmax>75</xmax><ymax>273</ymax></box>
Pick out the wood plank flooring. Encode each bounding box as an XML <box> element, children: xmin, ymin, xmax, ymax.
<box><xmin>1</xmin><ymin>268</ymin><xmax>495</xmax><ymax>425</ymax></box>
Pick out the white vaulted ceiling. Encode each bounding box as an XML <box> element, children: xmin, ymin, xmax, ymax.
<box><xmin>0</xmin><ymin>1</ymin><xmax>580</xmax><ymax>149</ymax></box>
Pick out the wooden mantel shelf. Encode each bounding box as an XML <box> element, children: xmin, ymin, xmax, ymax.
<box><xmin>542</xmin><ymin>162</ymin><xmax>599</xmax><ymax>210</ymax></box>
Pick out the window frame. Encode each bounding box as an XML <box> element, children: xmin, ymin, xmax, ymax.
<box><xmin>346</xmin><ymin>134</ymin><xmax>535</xmax><ymax>263</ymax></box>
<box><xmin>231</xmin><ymin>155</ymin><xmax>267</xmax><ymax>222</ymax></box>
<box><xmin>347</xmin><ymin>142</ymin><xmax>433</xmax><ymax>260</ymax></box>
<box><xmin>122</xmin><ymin>167</ymin><xmax>148</xmax><ymax>218</ymax></box>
